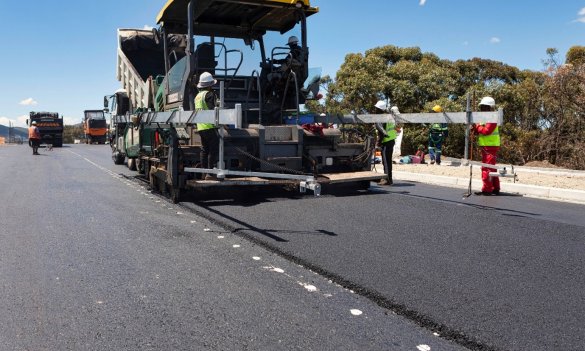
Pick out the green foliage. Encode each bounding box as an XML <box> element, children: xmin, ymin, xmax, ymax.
<box><xmin>566</xmin><ymin>46</ymin><xmax>585</xmax><ymax>67</ymax></box>
<box><xmin>63</xmin><ymin>124</ymin><xmax>84</xmax><ymax>144</ymax></box>
<box><xmin>327</xmin><ymin>44</ymin><xmax>585</xmax><ymax>170</ymax></box>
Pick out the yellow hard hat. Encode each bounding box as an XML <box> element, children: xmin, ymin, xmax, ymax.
<box><xmin>432</xmin><ymin>105</ymin><xmax>442</xmax><ymax>113</ymax></box>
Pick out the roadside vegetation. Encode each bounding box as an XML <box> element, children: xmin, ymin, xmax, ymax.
<box><xmin>63</xmin><ymin>124</ymin><xmax>84</xmax><ymax>144</ymax></box>
<box><xmin>307</xmin><ymin>45</ymin><xmax>585</xmax><ymax>170</ymax></box>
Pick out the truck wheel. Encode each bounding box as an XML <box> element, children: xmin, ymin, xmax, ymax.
<box><xmin>127</xmin><ymin>158</ymin><xmax>137</xmax><ymax>171</ymax></box>
<box><xmin>112</xmin><ymin>152</ymin><xmax>125</xmax><ymax>165</ymax></box>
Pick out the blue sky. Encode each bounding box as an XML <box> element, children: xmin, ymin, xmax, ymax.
<box><xmin>1</xmin><ymin>0</ymin><xmax>584</xmax><ymax>128</ymax></box>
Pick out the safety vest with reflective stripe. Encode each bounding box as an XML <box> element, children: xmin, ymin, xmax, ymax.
<box><xmin>28</xmin><ymin>126</ymin><xmax>41</xmax><ymax>139</ymax></box>
<box><xmin>381</xmin><ymin>122</ymin><xmax>397</xmax><ymax>144</ymax></box>
<box><xmin>478</xmin><ymin>125</ymin><xmax>500</xmax><ymax>147</ymax></box>
<box><xmin>195</xmin><ymin>90</ymin><xmax>215</xmax><ymax>131</ymax></box>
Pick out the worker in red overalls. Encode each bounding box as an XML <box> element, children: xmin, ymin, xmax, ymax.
<box><xmin>28</xmin><ymin>121</ymin><xmax>41</xmax><ymax>155</ymax></box>
<box><xmin>473</xmin><ymin>97</ymin><xmax>500</xmax><ymax>195</ymax></box>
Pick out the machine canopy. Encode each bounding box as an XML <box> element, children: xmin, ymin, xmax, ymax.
<box><xmin>156</xmin><ymin>0</ymin><xmax>318</xmax><ymax>39</ymax></box>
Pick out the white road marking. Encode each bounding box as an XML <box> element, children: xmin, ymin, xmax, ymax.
<box><xmin>350</xmin><ymin>309</ymin><xmax>362</xmax><ymax>316</ymax></box>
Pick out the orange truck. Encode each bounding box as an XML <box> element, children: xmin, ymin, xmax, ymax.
<box><xmin>83</xmin><ymin>110</ymin><xmax>108</xmax><ymax>144</ymax></box>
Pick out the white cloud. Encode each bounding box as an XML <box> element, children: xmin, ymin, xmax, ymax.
<box><xmin>462</xmin><ymin>41</ymin><xmax>469</xmax><ymax>46</ymax></box>
<box><xmin>19</xmin><ymin>97</ymin><xmax>38</xmax><ymax>106</ymax></box>
<box><xmin>419</xmin><ymin>0</ymin><xmax>427</xmax><ymax>5</ymax></box>
<box><xmin>0</xmin><ymin>115</ymin><xmax>28</xmax><ymax>128</ymax></box>
<box><xmin>143</xmin><ymin>25</ymin><xmax>153</xmax><ymax>30</ymax></box>
<box><xmin>63</xmin><ymin>116</ymin><xmax>81</xmax><ymax>126</ymax></box>
<box><xmin>490</xmin><ymin>37</ymin><xmax>501</xmax><ymax>44</ymax></box>
<box><xmin>573</xmin><ymin>7</ymin><xmax>585</xmax><ymax>22</ymax></box>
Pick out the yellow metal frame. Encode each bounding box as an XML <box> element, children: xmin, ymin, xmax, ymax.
<box><xmin>157</xmin><ymin>0</ymin><xmax>317</xmax><ymax>24</ymax></box>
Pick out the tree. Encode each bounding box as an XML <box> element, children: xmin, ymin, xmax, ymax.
<box><xmin>566</xmin><ymin>46</ymin><xmax>585</xmax><ymax>67</ymax></box>
<box><xmin>326</xmin><ymin>44</ymin><xmax>584</xmax><ymax>169</ymax></box>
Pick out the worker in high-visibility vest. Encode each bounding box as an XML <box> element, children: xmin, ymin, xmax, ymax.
<box><xmin>28</xmin><ymin>121</ymin><xmax>41</xmax><ymax>155</ymax></box>
<box><xmin>195</xmin><ymin>72</ymin><xmax>219</xmax><ymax>180</ymax></box>
<box><xmin>473</xmin><ymin>96</ymin><xmax>501</xmax><ymax>195</ymax></box>
<box><xmin>375</xmin><ymin>100</ymin><xmax>402</xmax><ymax>186</ymax></box>
<box><xmin>428</xmin><ymin>105</ymin><xmax>448</xmax><ymax>165</ymax></box>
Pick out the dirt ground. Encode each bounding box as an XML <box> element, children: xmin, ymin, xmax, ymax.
<box><xmin>391</xmin><ymin>160</ymin><xmax>585</xmax><ymax>191</ymax></box>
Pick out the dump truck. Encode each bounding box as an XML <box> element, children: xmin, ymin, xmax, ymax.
<box><xmin>111</xmin><ymin>0</ymin><xmax>392</xmax><ymax>202</ymax></box>
<box><xmin>27</xmin><ymin>111</ymin><xmax>64</xmax><ymax>147</ymax></box>
<box><xmin>107</xmin><ymin>28</ymin><xmax>181</xmax><ymax>168</ymax></box>
<box><xmin>83</xmin><ymin>110</ymin><xmax>108</xmax><ymax>144</ymax></box>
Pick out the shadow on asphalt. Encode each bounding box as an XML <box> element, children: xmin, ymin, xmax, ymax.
<box><xmin>176</xmin><ymin>182</ymin><xmax>392</xmax><ymax>207</ymax></box>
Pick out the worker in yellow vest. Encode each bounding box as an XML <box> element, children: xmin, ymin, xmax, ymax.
<box><xmin>428</xmin><ymin>105</ymin><xmax>448</xmax><ymax>165</ymax></box>
<box><xmin>375</xmin><ymin>100</ymin><xmax>401</xmax><ymax>185</ymax></box>
<box><xmin>195</xmin><ymin>72</ymin><xmax>219</xmax><ymax>180</ymax></box>
<box><xmin>473</xmin><ymin>96</ymin><xmax>501</xmax><ymax>195</ymax></box>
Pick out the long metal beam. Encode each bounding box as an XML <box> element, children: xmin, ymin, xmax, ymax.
<box><xmin>314</xmin><ymin>109</ymin><xmax>503</xmax><ymax>125</ymax></box>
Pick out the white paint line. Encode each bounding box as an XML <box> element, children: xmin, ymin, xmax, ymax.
<box><xmin>252</xmin><ymin>256</ymin><xmax>261</xmax><ymax>261</ymax></box>
<box><xmin>203</xmin><ymin>228</ymin><xmax>211</xmax><ymax>232</ymax></box>
<box><xmin>299</xmin><ymin>283</ymin><xmax>317</xmax><ymax>292</ymax></box>
<box><xmin>232</xmin><ymin>244</ymin><xmax>241</xmax><ymax>248</ymax></box>
<box><xmin>190</xmin><ymin>220</ymin><xmax>197</xmax><ymax>223</ymax></box>
<box><xmin>96</xmin><ymin>300</ymin><xmax>104</xmax><ymax>305</ymax></box>
<box><xmin>350</xmin><ymin>309</ymin><xmax>363</xmax><ymax>316</ymax></box>
<box><xmin>176</xmin><ymin>212</ymin><xmax>183</xmax><ymax>215</ymax></box>
<box><xmin>416</xmin><ymin>345</ymin><xmax>431</xmax><ymax>351</ymax></box>
<box><xmin>217</xmin><ymin>236</ymin><xmax>225</xmax><ymax>239</ymax></box>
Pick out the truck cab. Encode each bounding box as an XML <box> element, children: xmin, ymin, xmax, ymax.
<box><xmin>83</xmin><ymin>110</ymin><xmax>108</xmax><ymax>144</ymax></box>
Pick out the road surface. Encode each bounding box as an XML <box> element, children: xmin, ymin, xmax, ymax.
<box><xmin>2</xmin><ymin>144</ymin><xmax>584</xmax><ymax>350</ymax></box>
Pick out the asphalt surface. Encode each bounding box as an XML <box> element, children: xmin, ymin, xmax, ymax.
<box><xmin>0</xmin><ymin>144</ymin><xmax>467</xmax><ymax>351</ymax></box>
<box><xmin>183</xmin><ymin>182</ymin><xmax>585</xmax><ymax>351</ymax></box>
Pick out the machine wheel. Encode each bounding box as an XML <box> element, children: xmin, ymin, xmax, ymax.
<box><xmin>136</xmin><ymin>159</ymin><xmax>145</xmax><ymax>174</ymax></box>
<box><xmin>149</xmin><ymin>167</ymin><xmax>157</xmax><ymax>189</ymax></box>
<box><xmin>169</xmin><ymin>186</ymin><xmax>182</xmax><ymax>203</ymax></box>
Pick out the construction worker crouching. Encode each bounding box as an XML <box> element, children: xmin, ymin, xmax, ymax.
<box><xmin>28</xmin><ymin>121</ymin><xmax>41</xmax><ymax>155</ymax></box>
<box><xmin>374</xmin><ymin>100</ymin><xmax>401</xmax><ymax>185</ymax></box>
<box><xmin>474</xmin><ymin>96</ymin><xmax>501</xmax><ymax>195</ymax></box>
<box><xmin>428</xmin><ymin>105</ymin><xmax>448</xmax><ymax>165</ymax></box>
<box><xmin>195</xmin><ymin>72</ymin><xmax>220</xmax><ymax>181</ymax></box>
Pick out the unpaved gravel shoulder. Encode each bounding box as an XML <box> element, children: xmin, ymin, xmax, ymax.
<box><xmin>389</xmin><ymin>163</ymin><xmax>585</xmax><ymax>191</ymax></box>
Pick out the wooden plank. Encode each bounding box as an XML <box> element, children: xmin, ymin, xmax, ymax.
<box><xmin>319</xmin><ymin>171</ymin><xmax>386</xmax><ymax>183</ymax></box>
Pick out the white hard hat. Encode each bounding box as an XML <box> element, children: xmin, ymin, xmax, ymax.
<box><xmin>479</xmin><ymin>96</ymin><xmax>496</xmax><ymax>108</ymax></box>
<box><xmin>197</xmin><ymin>72</ymin><xmax>217</xmax><ymax>88</ymax></box>
<box><xmin>390</xmin><ymin>106</ymin><xmax>400</xmax><ymax>115</ymax></box>
<box><xmin>374</xmin><ymin>100</ymin><xmax>388</xmax><ymax>111</ymax></box>
<box><xmin>287</xmin><ymin>36</ymin><xmax>299</xmax><ymax>46</ymax></box>
<box><xmin>31</xmin><ymin>121</ymin><xmax>37</xmax><ymax>125</ymax></box>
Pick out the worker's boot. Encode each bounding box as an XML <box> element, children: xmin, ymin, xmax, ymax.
<box><xmin>378</xmin><ymin>178</ymin><xmax>392</xmax><ymax>186</ymax></box>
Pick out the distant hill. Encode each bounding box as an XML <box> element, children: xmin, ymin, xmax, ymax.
<box><xmin>0</xmin><ymin>124</ymin><xmax>28</xmax><ymax>140</ymax></box>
